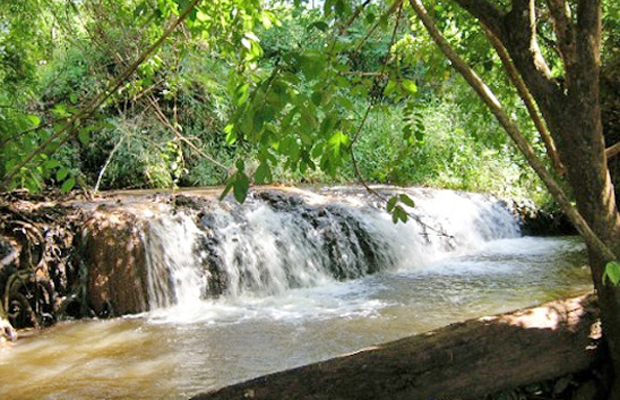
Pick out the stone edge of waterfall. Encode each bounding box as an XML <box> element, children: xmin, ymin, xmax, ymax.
<box><xmin>504</xmin><ymin>198</ymin><xmax>577</xmax><ymax>236</ymax></box>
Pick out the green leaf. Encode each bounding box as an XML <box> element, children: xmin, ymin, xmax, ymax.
<box><xmin>254</xmin><ymin>162</ymin><xmax>272</xmax><ymax>184</ymax></box>
<box><xmin>403</xmin><ymin>125</ymin><xmax>413</xmax><ymax>141</ymax></box>
<box><xmin>233</xmin><ymin>173</ymin><xmax>250</xmax><ymax>203</ymax></box>
<box><xmin>61</xmin><ymin>177</ymin><xmax>75</xmax><ymax>193</ymax></box>
<box><xmin>337</xmin><ymin>95</ymin><xmax>354</xmax><ymax>111</ymax></box>
<box><xmin>604</xmin><ymin>261</ymin><xmax>620</xmax><ymax>285</ymax></box>
<box><xmin>220</xmin><ymin>179</ymin><xmax>234</xmax><ymax>200</ymax></box>
<box><xmin>384</xmin><ymin>80</ymin><xmax>397</xmax><ymax>96</ymax></box>
<box><xmin>311</xmin><ymin>90</ymin><xmax>323</xmax><ymax>106</ymax></box>
<box><xmin>326</xmin><ymin>131</ymin><xmax>348</xmax><ymax>158</ymax></box>
<box><xmin>401</xmin><ymin>79</ymin><xmax>418</xmax><ymax>95</ymax></box>
<box><xmin>224</xmin><ymin>124</ymin><xmax>237</xmax><ymax>145</ymax></box>
<box><xmin>43</xmin><ymin>160</ymin><xmax>61</xmax><ymax>170</ymax></box>
<box><xmin>394</xmin><ymin>206</ymin><xmax>408</xmax><ymax>224</ymax></box>
<box><xmin>56</xmin><ymin>168</ymin><xmax>69</xmax><ymax>181</ymax></box>
<box><xmin>298</xmin><ymin>52</ymin><xmax>325</xmax><ymax>80</ymax></box>
<box><xmin>78</xmin><ymin>129</ymin><xmax>90</xmax><ymax>146</ymax></box>
<box><xmin>387</xmin><ymin>196</ymin><xmax>398</xmax><ymax>212</ymax></box>
<box><xmin>234</xmin><ymin>83</ymin><xmax>250</xmax><ymax>106</ymax></box>
<box><xmin>399</xmin><ymin>194</ymin><xmax>415</xmax><ymax>208</ymax></box>
<box><xmin>27</xmin><ymin>114</ymin><xmax>41</xmax><ymax>127</ymax></box>
<box><xmin>51</xmin><ymin>103</ymin><xmax>69</xmax><ymax>118</ymax></box>
<box><xmin>309</xmin><ymin>21</ymin><xmax>329</xmax><ymax>32</ymax></box>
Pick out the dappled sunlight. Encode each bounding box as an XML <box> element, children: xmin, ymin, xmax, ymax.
<box><xmin>483</xmin><ymin>296</ymin><xmax>591</xmax><ymax>330</ymax></box>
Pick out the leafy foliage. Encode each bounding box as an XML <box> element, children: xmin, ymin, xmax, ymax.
<box><xmin>3</xmin><ymin>0</ymin><xmax>618</xmax><ymax>213</ymax></box>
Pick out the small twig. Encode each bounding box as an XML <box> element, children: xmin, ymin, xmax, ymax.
<box><xmin>94</xmin><ymin>133</ymin><xmax>126</xmax><ymax>194</ymax></box>
<box><xmin>482</xmin><ymin>25</ymin><xmax>565</xmax><ymax>175</ymax></box>
<box><xmin>348</xmin><ymin>146</ymin><xmax>453</xmax><ymax>238</ymax></box>
<box><xmin>146</xmin><ymin>95</ymin><xmax>229</xmax><ymax>172</ymax></box>
<box><xmin>605</xmin><ymin>141</ymin><xmax>620</xmax><ymax>160</ymax></box>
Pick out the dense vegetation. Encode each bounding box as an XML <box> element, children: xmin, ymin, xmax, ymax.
<box><xmin>3</xmin><ymin>1</ymin><xmax>620</xmax><ymax>395</ymax></box>
<box><xmin>1</xmin><ymin>0</ymin><xmax>589</xmax><ymax>204</ymax></box>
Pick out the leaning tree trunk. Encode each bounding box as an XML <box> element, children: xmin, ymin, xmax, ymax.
<box><xmin>422</xmin><ymin>0</ymin><xmax>620</xmax><ymax>395</ymax></box>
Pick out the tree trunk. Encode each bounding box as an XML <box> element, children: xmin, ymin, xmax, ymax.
<box><xmin>192</xmin><ymin>295</ymin><xmax>604</xmax><ymax>400</ymax></box>
<box><xmin>442</xmin><ymin>0</ymin><xmax>620</xmax><ymax>395</ymax></box>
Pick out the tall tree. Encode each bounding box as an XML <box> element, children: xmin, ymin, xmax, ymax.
<box><xmin>406</xmin><ymin>0</ymin><xmax>620</xmax><ymax>396</ymax></box>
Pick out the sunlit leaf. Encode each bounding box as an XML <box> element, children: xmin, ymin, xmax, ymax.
<box><xmin>401</xmin><ymin>79</ymin><xmax>418</xmax><ymax>95</ymax></box>
<box><xmin>27</xmin><ymin>114</ymin><xmax>41</xmax><ymax>127</ymax></box>
<box><xmin>604</xmin><ymin>261</ymin><xmax>620</xmax><ymax>285</ymax></box>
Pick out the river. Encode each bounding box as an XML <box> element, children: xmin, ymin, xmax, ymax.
<box><xmin>0</xmin><ymin>187</ymin><xmax>592</xmax><ymax>399</ymax></box>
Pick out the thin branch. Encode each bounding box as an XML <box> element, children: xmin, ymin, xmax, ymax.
<box><xmin>348</xmin><ymin>146</ymin><xmax>453</xmax><ymax>238</ymax></box>
<box><xmin>94</xmin><ymin>133</ymin><xmax>126</xmax><ymax>194</ymax></box>
<box><xmin>1</xmin><ymin>0</ymin><xmax>204</xmax><ymax>190</ymax></box>
<box><xmin>605</xmin><ymin>142</ymin><xmax>620</xmax><ymax>160</ymax></box>
<box><xmin>409</xmin><ymin>0</ymin><xmax>616</xmax><ymax>262</ymax></box>
<box><xmin>545</xmin><ymin>0</ymin><xmax>577</xmax><ymax>70</ymax></box>
<box><xmin>146</xmin><ymin>95</ymin><xmax>229</xmax><ymax>172</ymax></box>
<box><xmin>482</xmin><ymin>25</ymin><xmax>565</xmax><ymax>175</ymax></box>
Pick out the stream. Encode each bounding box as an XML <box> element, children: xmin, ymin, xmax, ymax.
<box><xmin>0</xmin><ymin>187</ymin><xmax>592</xmax><ymax>399</ymax></box>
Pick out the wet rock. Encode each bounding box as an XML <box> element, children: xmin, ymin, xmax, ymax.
<box><xmin>80</xmin><ymin>211</ymin><xmax>149</xmax><ymax>316</ymax></box>
<box><xmin>505</xmin><ymin>199</ymin><xmax>576</xmax><ymax>236</ymax></box>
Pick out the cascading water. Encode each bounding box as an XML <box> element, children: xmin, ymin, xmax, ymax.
<box><xmin>141</xmin><ymin>187</ymin><xmax>521</xmax><ymax>314</ymax></box>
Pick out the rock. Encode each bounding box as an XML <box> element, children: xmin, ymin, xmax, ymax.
<box><xmin>80</xmin><ymin>210</ymin><xmax>149</xmax><ymax>316</ymax></box>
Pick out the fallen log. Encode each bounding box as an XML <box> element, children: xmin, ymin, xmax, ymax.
<box><xmin>192</xmin><ymin>294</ymin><xmax>604</xmax><ymax>400</ymax></box>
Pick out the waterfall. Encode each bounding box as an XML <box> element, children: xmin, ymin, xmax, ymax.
<box><xmin>141</xmin><ymin>187</ymin><xmax>520</xmax><ymax>311</ymax></box>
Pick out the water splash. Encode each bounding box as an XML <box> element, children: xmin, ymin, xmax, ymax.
<box><xmin>141</xmin><ymin>187</ymin><xmax>520</xmax><ymax>315</ymax></box>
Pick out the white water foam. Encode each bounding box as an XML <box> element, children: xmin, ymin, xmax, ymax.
<box><xmin>141</xmin><ymin>187</ymin><xmax>521</xmax><ymax>324</ymax></box>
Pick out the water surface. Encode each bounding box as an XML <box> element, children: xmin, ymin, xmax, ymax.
<box><xmin>0</xmin><ymin>236</ymin><xmax>590</xmax><ymax>399</ymax></box>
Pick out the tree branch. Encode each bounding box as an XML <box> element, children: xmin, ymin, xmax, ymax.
<box><xmin>482</xmin><ymin>25</ymin><xmax>565</xmax><ymax>175</ymax></box>
<box><xmin>452</xmin><ymin>0</ymin><xmax>564</xmax><ymax>119</ymax></box>
<box><xmin>605</xmin><ymin>141</ymin><xmax>620</xmax><ymax>160</ymax></box>
<box><xmin>545</xmin><ymin>0</ymin><xmax>577</xmax><ymax>68</ymax></box>
<box><xmin>574</xmin><ymin>0</ymin><xmax>602</xmax><ymax>82</ymax></box>
<box><xmin>450</xmin><ymin>0</ymin><xmax>506</xmax><ymax>39</ymax></box>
